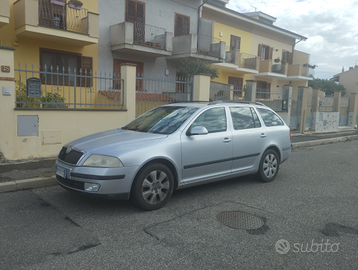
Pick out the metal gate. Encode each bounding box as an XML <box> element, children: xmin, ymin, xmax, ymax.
<box><xmin>339</xmin><ymin>97</ymin><xmax>350</xmax><ymax>126</ymax></box>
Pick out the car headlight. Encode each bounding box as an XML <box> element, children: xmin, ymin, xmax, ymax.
<box><xmin>83</xmin><ymin>155</ymin><xmax>124</xmax><ymax>168</ymax></box>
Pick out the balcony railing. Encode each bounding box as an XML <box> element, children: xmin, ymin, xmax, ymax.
<box><xmin>39</xmin><ymin>0</ymin><xmax>88</xmax><ymax>34</ymax></box>
<box><xmin>225</xmin><ymin>49</ymin><xmax>258</xmax><ymax>70</ymax></box>
<box><xmin>133</xmin><ymin>22</ymin><xmax>166</xmax><ymax>50</ymax></box>
<box><xmin>271</xmin><ymin>63</ymin><xmax>286</xmax><ymax>74</ymax></box>
<box><xmin>198</xmin><ymin>35</ymin><xmax>223</xmax><ymax>58</ymax></box>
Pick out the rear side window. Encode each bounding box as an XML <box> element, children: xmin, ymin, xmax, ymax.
<box><xmin>191</xmin><ymin>107</ymin><xmax>227</xmax><ymax>133</ymax></box>
<box><xmin>256</xmin><ymin>108</ymin><xmax>284</xmax><ymax>127</ymax></box>
<box><xmin>230</xmin><ymin>107</ymin><xmax>261</xmax><ymax>130</ymax></box>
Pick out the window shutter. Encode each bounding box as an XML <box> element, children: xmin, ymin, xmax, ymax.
<box><xmin>258</xmin><ymin>44</ymin><xmax>262</xmax><ymax>58</ymax></box>
<box><xmin>81</xmin><ymin>56</ymin><xmax>93</xmax><ymax>87</ymax></box>
<box><xmin>288</xmin><ymin>52</ymin><xmax>293</xmax><ymax>64</ymax></box>
<box><xmin>268</xmin><ymin>47</ymin><xmax>273</xmax><ymax>60</ymax></box>
<box><xmin>175</xmin><ymin>13</ymin><xmax>190</xmax><ymax>36</ymax></box>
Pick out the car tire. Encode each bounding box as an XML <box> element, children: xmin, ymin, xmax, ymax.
<box><xmin>131</xmin><ymin>163</ymin><xmax>174</xmax><ymax>211</ymax></box>
<box><xmin>257</xmin><ymin>149</ymin><xmax>279</xmax><ymax>182</ymax></box>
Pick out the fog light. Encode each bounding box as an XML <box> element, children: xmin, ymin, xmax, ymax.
<box><xmin>84</xmin><ymin>183</ymin><xmax>100</xmax><ymax>192</ymax></box>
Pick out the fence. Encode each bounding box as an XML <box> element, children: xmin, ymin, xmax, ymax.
<box><xmin>209</xmin><ymin>81</ymin><xmax>244</xmax><ymax>101</ymax></box>
<box><xmin>135</xmin><ymin>76</ymin><xmax>192</xmax><ymax>116</ymax></box>
<box><xmin>15</xmin><ymin>63</ymin><xmax>124</xmax><ymax>110</ymax></box>
<box><xmin>255</xmin><ymin>88</ymin><xmax>283</xmax><ymax>112</ymax></box>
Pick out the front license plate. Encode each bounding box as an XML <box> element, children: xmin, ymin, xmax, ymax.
<box><xmin>55</xmin><ymin>165</ymin><xmax>66</xmax><ymax>178</ymax></box>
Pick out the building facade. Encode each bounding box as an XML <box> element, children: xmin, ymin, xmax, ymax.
<box><xmin>202</xmin><ymin>1</ymin><xmax>313</xmax><ymax>96</ymax></box>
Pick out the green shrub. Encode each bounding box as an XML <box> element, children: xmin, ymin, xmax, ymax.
<box><xmin>16</xmin><ymin>81</ymin><xmax>67</xmax><ymax>108</ymax></box>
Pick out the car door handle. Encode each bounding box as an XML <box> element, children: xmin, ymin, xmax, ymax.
<box><xmin>260</xmin><ymin>133</ymin><xmax>267</xmax><ymax>138</ymax></box>
<box><xmin>223</xmin><ymin>138</ymin><xmax>232</xmax><ymax>143</ymax></box>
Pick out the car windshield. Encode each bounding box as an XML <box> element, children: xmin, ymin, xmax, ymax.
<box><xmin>122</xmin><ymin>106</ymin><xmax>198</xmax><ymax>134</ymax></box>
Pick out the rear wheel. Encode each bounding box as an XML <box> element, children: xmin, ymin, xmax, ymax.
<box><xmin>257</xmin><ymin>149</ymin><xmax>279</xmax><ymax>182</ymax></box>
<box><xmin>131</xmin><ymin>163</ymin><xmax>174</xmax><ymax>211</ymax></box>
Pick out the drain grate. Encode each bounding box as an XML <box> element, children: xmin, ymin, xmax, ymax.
<box><xmin>217</xmin><ymin>211</ymin><xmax>264</xmax><ymax>230</ymax></box>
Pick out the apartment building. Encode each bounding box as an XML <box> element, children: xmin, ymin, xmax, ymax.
<box><xmin>202</xmin><ymin>1</ymin><xmax>313</xmax><ymax>96</ymax></box>
<box><xmin>333</xmin><ymin>66</ymin><xmax>358</xmax><ymax>97</ymax></box>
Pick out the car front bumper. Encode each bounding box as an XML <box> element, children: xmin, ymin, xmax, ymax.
<box><xmin>55</xmin><ymin>160</ymin><xmax>139</xmax><ymax>200</ymax></box>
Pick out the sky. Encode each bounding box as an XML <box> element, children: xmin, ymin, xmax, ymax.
<box><xmin>226</xmin><ymin>0</ymin><xmax>358</xmax><ymax>80</ymax></box>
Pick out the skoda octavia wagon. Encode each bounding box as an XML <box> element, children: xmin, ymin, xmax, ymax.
<box><xmin>56</xmin><ymin>101</ymin><xmax>291</xmax><ymax>210</ymax></box>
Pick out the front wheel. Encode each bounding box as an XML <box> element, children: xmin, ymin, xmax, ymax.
<box><xmin>131</xmin><ymin>163</ymin><xmax>174</xmax><ymax>211</ymax></box>
<box><xmin>257</xmin><ymin>149</ymin><xmax>279</xmax><ymax>182</ymax></box>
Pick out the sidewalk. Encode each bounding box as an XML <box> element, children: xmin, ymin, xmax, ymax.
<box><xmin>0</xmin><ymin>128</ymin><xmax>357</xmax><ymax>193</ymax></box>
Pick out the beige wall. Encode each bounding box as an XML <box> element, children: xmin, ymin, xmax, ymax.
<box><xmin>337</xmin><ymin>67</ymin><xmax>358</xmax><ymax>96</ymax></box>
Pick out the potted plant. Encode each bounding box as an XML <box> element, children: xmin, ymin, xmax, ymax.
<box><xmin>51</xmin><ymin>0</ymin><xmax>65</xmax><ymax>6</ymax></box>
<box><xmin>274</xmin><ymin>57</ymin><xmax>280</xmax><ymax>63</ymax></box>
<box><xmin>68</xmin><ymin>0</ymin><xmax>83</xmax><ymax>10</ymax></box>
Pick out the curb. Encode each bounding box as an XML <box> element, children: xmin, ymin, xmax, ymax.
<box><xmin>291</xmin><ymin>134</ymin><xmax>358</xmax><ymax>149</ymax></box>
<box><xmin>0</xmin><ymin>176</ymin><xmax>57</xmax><ymax>193</ymax></box>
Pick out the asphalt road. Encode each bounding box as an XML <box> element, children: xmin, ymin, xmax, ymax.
<box><xmin>1</xmin><ymin>140</ymin><xmax>358</xmax><ymax>270</ymax></box>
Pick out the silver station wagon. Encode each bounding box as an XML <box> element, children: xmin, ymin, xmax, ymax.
<box><xmin>56</xmin><ymin>101</ymin><xmax>291</xmax><ymax>210</ymax></box>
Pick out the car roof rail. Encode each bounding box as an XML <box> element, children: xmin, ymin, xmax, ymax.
<box><xmin>209</xmin><ymin>100</ymin><xmax>267</xmax><ymax>106</ymax></box>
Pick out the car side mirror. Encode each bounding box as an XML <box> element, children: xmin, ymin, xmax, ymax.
<box><xmin>187</xmin><ymin>126</ymin><xmax>209</xmax><ymax>136</ymax></box>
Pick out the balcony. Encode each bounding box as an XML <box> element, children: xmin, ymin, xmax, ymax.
<box><xmin>110</xmin><ymin>22</ymin><xmax>172</xmax><ymax>57</ymax></box>
<box><xmin>255</xmin><ymin>59</ymin><xmax>288</xmax><ymax>79</ymax></box>
<box><xmin>0</xmin><ymin>0</ymin><xmax>10</xmax><ymax>28</ymax></box>
<box><xmin>169</xmin><ymin>34</ymin><xmax>225</xmax><ymax>62</ymax></box>
<box><xmin>14</xmin><ymin>0</ymin><xmax>99</xmax><ymax>46</ymax></box>
<box><xmin>214</xmin><ymin>49</ymin><xmax>259</xmax><ymax>74</ymax></box>
<box><xmin>287</xmin><ymin>64</ymin><xmax>313</xmax><ymax>81</ymax></box>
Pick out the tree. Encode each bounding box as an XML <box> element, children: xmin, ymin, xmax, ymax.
<box><xmin>177</xmin><ymin>59</ymin><xmax>219</xmax><ymax>79</ymax></box>
<box><xmin>308</xmin><ymin>78</ymin><xmax>346</xmax><ymax>96</ymax></box>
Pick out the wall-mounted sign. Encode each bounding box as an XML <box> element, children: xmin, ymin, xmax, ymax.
<box><xmin>1</xmin><ymin>65</ymin><xmax>10</xmax><ymax>73</ymax></box>
<box><xmin>27</xmin><ymin>77</ymin><xmax>41</xmax><ymax>98</ymax></box>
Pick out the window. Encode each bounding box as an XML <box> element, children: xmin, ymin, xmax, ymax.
<box><xmin>175</xmin><ymin>13</ymin><xmax>190</xmax><ymax>36</ymax></box>
<box><xmin>40</xmin><ymin>48</ymin><xmax>92</xmax><ymax>86</ymax></box>
<box><xmin>230</xmin><ymin>35</ymin><xmax>241</xmax><ymax>51</ymax></box>
<box><xmin>113</xmin><ymin>59</ymin><xmax>144</xmax><ymax>90</ymax></box>
<box><xmin>230</xmin><ymin>107</ymin><xmax>261</xmax><ymax>130</ymax></box>
<box><xmin>256</xmin><ymin>108</ymin><xmax>284</xmax><ymax>127</ymax></box>
<box><xmin>256</xmin><ymin>81</ymin><xmax>271</xmax><ymax>99</ymax></box>
<box><xmin>258</xmin><ymin>44</ymin><xmax>273</xmax><ymax>60</ymax></box>
<box><xmin>126</xmin><ymin>0</ymin><xmax>145</xmax><ymax>42</ymax></box>
<box><xmin>191</xmin><ymin>107</ymin><xmax>227</xmax><ymax>133</ymax></box>
<box><xmin>282</xmin><ymin>50</ymin><xmax>293</xmax><ymax>64</ymax></box>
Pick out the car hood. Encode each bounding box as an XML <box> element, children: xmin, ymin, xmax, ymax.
<box><xmin>66</xmin><ymin>128</ymin><xmax>168</xmax><ymax>154</ymax></box>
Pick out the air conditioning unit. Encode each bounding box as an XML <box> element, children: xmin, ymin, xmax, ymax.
<box><xmin>272</xmin><ymin>64</ymin><xmax>281</xmax><ymax>71</ymax></box>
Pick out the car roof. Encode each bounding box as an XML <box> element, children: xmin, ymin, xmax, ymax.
<box><xmin>167</xmin><ymin>101</ymin><xmax>267</xmax><ymax>108</ymax></box>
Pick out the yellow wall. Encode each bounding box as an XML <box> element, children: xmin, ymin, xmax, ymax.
<box><xmin>213</xmin><ymin>21</ymin><xmax>253</xmax><ymax>55</ymax></box>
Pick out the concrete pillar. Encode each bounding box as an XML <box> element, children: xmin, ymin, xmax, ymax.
<box><xmin>282</xmin><ymin>85</ymin><xmax>292</xmax><ymax>126</ymax></box>
<box><xmin>120</xmin><ymin>63</ymin><xmax>136</xmax><ymax>122</ymax></box>
<box><xmin>333</xmin><ymin>91</ymin><xmax>341</xmax><ymax>112</ymax></box>
<box><xmin>0</xmin><ymin>46</ymin><xmax>16</xmax><ymax>161</ymax></box>
<box><xmin>348</xmin><ymin>93</ymin><xmax>358</xmax><ymax>129</ymax></box>
<box><xmin>244</xmin><ymin>80</ymin><xmax>257</xmax><ymax>102</ymax></box>
<box><xmin>312</xmin><ymin>89</ymin><xmax>321</xmax><ymax>112</ymax></box>
<box><xmin>192</xmin><ymin>74</ymin><xmax>210</xmax><ymax>101</ymax></box>
<box><xmin>298</xmin><ymin>86</ymin><xmax>312</xmax><ymax>133</ymax></box>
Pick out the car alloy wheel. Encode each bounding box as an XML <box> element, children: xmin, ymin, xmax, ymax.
<box><xmin>257</xmin><ymin>149</ymin><xmax>279</xmax><ymax>182</ymax></box>
<box><xmin>131</xmin><ymin>163</ymin><xmax>174</xmax><ymax>210</ymax></box>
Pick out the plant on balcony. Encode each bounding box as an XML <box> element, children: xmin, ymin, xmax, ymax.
<box><xmin>68</xmin><ymin>0</ymin><xmax>83</xmax><ymax>10</ymax></box>
<box><xmin>274</xmin><ymin>58</ymin><xmax>280</xmax><ymax>63</ymax></box>
<box><xmin>177</xmin><ymin>59</ymin><xmax>219</xmax><ymax>79</ymax></box>
<box><xmin>51</xmin><ymin>0</ymin><xmax>66</xmax><ymax>6</ymax></box>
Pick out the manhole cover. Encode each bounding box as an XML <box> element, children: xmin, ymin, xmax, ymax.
<box><xmin>217</xmin><ymin>211</ymin><xmax>264</xmax><ymax>230</ymax></box>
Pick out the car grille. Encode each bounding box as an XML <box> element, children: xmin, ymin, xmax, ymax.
<box><xmin>58</xmin><ymin>147</ymin><xmax>83</xmax><ymax>165</ymax></box>
<box><xmin>56</xmin><ymin>175</ymin><xmax>85</xmax><ymax>190</ymax></box>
